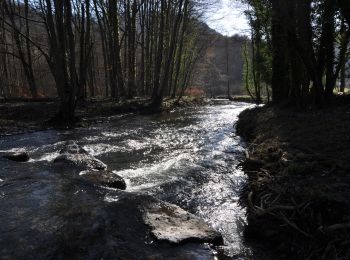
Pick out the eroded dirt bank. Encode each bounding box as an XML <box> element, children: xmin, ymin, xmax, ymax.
<box><xmin>237</xmin><ymin>100</ymin><xmax>350</xmax><ymax>259</ymax></box>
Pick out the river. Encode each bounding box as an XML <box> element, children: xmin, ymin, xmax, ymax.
<box><xmin>0</xmin><ymin>100</ymin><xmax>252</xmax><ymax>259</ymax></box>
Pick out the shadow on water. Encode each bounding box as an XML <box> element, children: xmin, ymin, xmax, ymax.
<box><xmin>0</xmin><ymin>100</ymin><xmax>254</xmax><ymax>259</ymax></box>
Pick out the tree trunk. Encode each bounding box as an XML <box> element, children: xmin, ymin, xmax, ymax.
<box><xmin>323</xmin><ymin>0</ymin><xmax>336</xmax><ymax>102</ymax></box>
<box><xmin>151</xmin><ymin>0</ymin><xmax>166</xmax><ymax>110</ymax></box>
<box><xmin>340</xmin><ymin>65</ymin><xmax>346</xmax><ymax>93</ymax></box>
<box><xmin>270</xmin><ymin>0</ymin><xmax>290</xmax><ymax>103</ymax></box>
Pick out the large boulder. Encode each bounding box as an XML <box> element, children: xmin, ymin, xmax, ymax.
<box><xmin>143</xmin><ymin>200</ymin><xmax>223</xmax><ymax>245</ymax></box>
<box><xmin>81</xmin><ymin>170</ymin><xmax>126</xmax><ymax>190</ymax></box>
<box><xmin>53</xmin><ymin>141</ymin><xmax>107</xmax><ymax>171</ymax></box>
<box><xmin>3</xmin><ymin>152</ymin><xmax>30</xmax><ymax>162</ymax></box>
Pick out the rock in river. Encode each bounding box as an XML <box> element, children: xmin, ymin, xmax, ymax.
<box><xmin>54</xmin><ymin>153</ymin><xmax>107</xmax><ymax>170</ymax></box>
<box><xmin>3</xmin><ymin>152</ymin><xmax>30</xmax><ymax>162</ymax></box>
<box><xmin>81</xmin><ymin>170</ymin><xmax>126</xmax><ymax>190</ymax></box>
<box><xmin>143</xmin><ymin>200</ymin><xmax>223</xmax><ymax>245</ymax></box>
<box><xmin>53</xmin><ymin>141</ymin><xmax>107</xmax><ymax>171</ymax></box>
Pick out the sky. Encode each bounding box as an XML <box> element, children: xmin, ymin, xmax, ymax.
<box><xmin>205</xmin><ymin>0</ymin><xmax>250</xmax><ymax>36</ymax></box>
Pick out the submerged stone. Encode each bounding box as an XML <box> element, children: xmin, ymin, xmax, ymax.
<box><xmin>81</xmin><ymin>170</ymin><xmax>126</xmax><ymax>190</ymax></box>
<box><xmin>143</xmin><ymin>200</ymin><xmax>223</xmax><ymax>245</ymax></box>
<box><xmin>59</xmin><ymin>141</ymin><xmax>88</xmax><ymax>154</ymax></box>
<box><xmin>3</xmin><ymin>152</ymin><xmax>30</xmax><ymax>162</ymax></box>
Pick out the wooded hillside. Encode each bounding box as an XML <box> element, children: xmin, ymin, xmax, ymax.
<box><xmin>191</xmin><ymin>25</ymin><xmax>248</xmax><ymax>97</ymax></box>
<box><xmin>0</xmin><ymin>0</ymin><xmax>217</xmax><ymax>122</ymax></box>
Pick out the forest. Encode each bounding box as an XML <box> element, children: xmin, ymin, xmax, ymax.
<box><xmin>0</xmin><ymin>0</ymin><xmax>220</xmax><ymax>123</ymax></box>
<box><xmin>0</xmin><ymin>0</ymin><xmax>350</xmax><ymax>259</ymax></box>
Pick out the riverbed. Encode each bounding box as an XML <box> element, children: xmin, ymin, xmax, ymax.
<box><xmin>0</xmin><ymin>100</ymin><xmax>252</xmax><ymax>259</ymax></box>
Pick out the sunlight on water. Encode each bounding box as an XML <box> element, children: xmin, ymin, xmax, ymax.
<box><xmin>104</xmin><ymin>101</ymin><xmax>254</xmax><ymax>257</ymax></box>
<box><xmin>35</xmin><ymin>152</ymin><xmax>61</xmax><ymax>162</ymax></box>
<box><xmin>83</xmin><ymin>143</ymin><xmax>124</xmax><ymax>156</ymax></box>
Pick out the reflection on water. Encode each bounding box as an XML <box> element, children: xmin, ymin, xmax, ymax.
<box><xmin>0</xmin><ymin>100</ymin><xmax>252</xmax><ymax>259</ymax></box>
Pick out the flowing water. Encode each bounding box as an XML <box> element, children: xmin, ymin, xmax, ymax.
<box><xmin>0</xmin><ymin>100</ymin><xmax>253</xmax><ymax>259</ymax></box>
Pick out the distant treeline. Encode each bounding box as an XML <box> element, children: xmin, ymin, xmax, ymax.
<box><xmin>193</xmin><ymin>32</ymin><xmax>249</xmax><ymax>98</ymax></box>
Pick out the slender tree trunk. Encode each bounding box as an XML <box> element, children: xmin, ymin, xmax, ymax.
<box><xmin>172</xmin><ymin>0</ymin><xmax>188</xmax><ymax>98</ymax></box>
<box><xmin>340</xmin><ymin>64</ymin><xmax>346</xmax><ymax>93</ymax></box>
<box><xmin>153</xmin><ymin>0</ymin><xmax>183</xmax><ymax>109</ymax></box>
<box><xmin>226</xmin><ymin>37</ymin><xmax>231</xmax><ymax>98</ymax></box>
<box><xmin>270</xmin><ymin>0</ymin><xmax>290</xmax><ymax>104</ymax></box>
<box><xmin>151</xmin><ymin>0</ymin><xmax>166</xmax><ymax>109</ymax></box>
<box><xmin>323</xmin><ymin>0</ymin><xmax>336</xmax><ymax>102</ymax></box>
<box><xmin>24</xmin><ymin>0</ymin><xmax>37</xmax><ymax>97</ymax></box>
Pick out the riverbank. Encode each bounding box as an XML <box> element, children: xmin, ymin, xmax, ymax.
<box><xmin>237</xmin><ymin>98</ymin><xmax>350</xmax><ymax>259</ymax></box>
<box><xmin>0</xmin><ymin>96</ymin><xmax>210</xmax><ymax>137</ymax></box>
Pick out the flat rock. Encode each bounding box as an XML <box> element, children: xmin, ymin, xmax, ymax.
<box><xmin>81</xmin><ymin>170</ymin><xmax>126</xmax><ymax>190</ymax></box>
<box><xmin>3</xmin><ymin>152</ymin><xmax>30</xmax><ymax>162</ymax></box>
<box><xmin>143</xmin><ymin>200</ymin><xmax>223</xmax><ymax>245</ymax></box>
